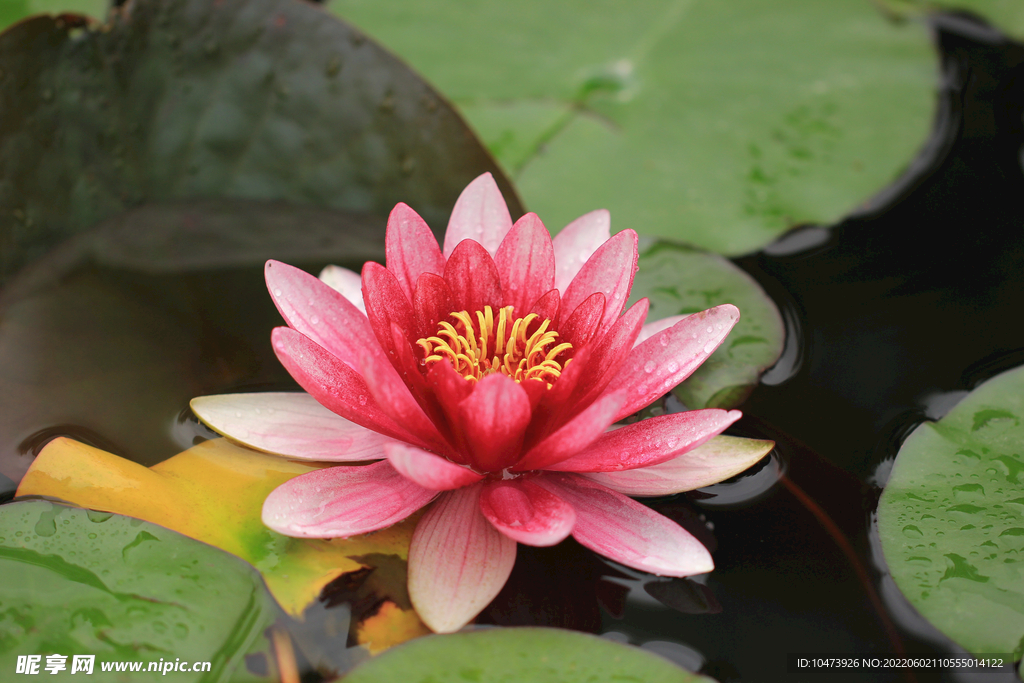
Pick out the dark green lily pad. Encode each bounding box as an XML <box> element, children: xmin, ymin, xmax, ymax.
<box><xmin>878</xmin><ymin>364</ymin><xmax>1024</xmax><ymax>656</ymax></box>
<box><xmin>0</xmin><ymin>0</ymin><xmax>520</xmax><ymax>284</ymax></box>
<box><xmin>0</xmin><ymin>500</ymin><xmax>278</xmax><ymax>681</ymax></box>
<box><xmin>329</xmin><ymin>0</ymin><xmax>935</xmax><ymax>255</ymax></box>
<box><xmin>877</xmin><ymin>1</ymin><xmax>1024</xmax><ymax>37</ymax></box>
<box><xmin>629</xmin><ymin>241</ymin><xmax>784</xmax><ymax>409</ymax></box>
<box><xmin>342</xmin><ymin>627</ymin><xmax>718</xmax><ymax>683</ymax></box>
<box><xmin>0</xmin><ymin>1</ymin><xmax>107</xmax><ymax>32</ymax></box>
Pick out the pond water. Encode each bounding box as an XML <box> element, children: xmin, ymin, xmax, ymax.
<box><xmin>2</xmin><ymin>10</ymin><xmax>1023</xmax><ymax>683</ymax></box>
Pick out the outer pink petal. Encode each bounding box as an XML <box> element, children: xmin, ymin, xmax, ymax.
<box><xmin>262</xmin><ymin>461</ymin><xmax>436</xmax><ymax>538</ymax></box>
<box><xmin>443</xmin><ymin>239</ymin><xmax>502</xmax><ymax>315</ymax></box>
<box><xmin>385</xmin><ymin>442</ymin><xmax>483</xmax><ymax>491</ymax></box>
<box><xmin>552</xmin><ymin>209</ymin><xmax>610</xmax><ymax>294</ymax></box>
<box><xmin>544</xmin><ymin>409</ymin><xmax>742</xmax><ymax>473</ymax></box>
<box><xmin>386</xmin><ymin>203</ymin><xmax>445</xmax><ymax>301</ymax></box>
<box><xmin>456</xmin><ymin>374</ymin><xmax>531</xmax><ymax>472</ymax></box>
<box><xmin>494</xmin><ymin>213</ymin><xmax>555</xmax><ymax>317</ymax></box>
<box><xmin>514</xmin><ymin>390</ymin><xmax>625</xmax><ymax>472</ymax></box>
<box><xmin>584</xmin><ymin>435</ymin><xmax>774</xmax><ymax>496</ymax></box>
<box><xmin>408</xmin><ymin>485</ymin><xmax>517</xmax><ymax>633</ymax></box>
<box><xmin>634</xmin><ymin>314</ymin><xmax>688</xmax><ymax>348</ymax></box>
<box><xmin>266</xmin><ymin>260</ymin><xmax>376</xmax><ymax>369</ymax></box>
<box><xmin>610</xmin><ymin>304</ymin><xmax>740</xmax><ymax>422</ymax></box>
<box><xmin>479</xmin><ymin>478</ymin><xmax>575</xmax><ymax>547</ymax></box>
<box><xmin>191</xmin><ymin>392</ymin><xmax>393</xmax><ymax>461</ymax></box>
<box><xmin>318</xmin><ymin>265</ymin><xmax>366</xmax><ymax>315</ymax></box>
<box><xmin>538</xmin><ymin>474</ymin><xmax>714</xmax><ymax>576</ymax></box>
<box><xmin>561</xmin><ymin>229</ymin><xmax>638</xmax><ymax>335</ymax></box>
<box><xmin>443</xmin><ymin>172</ymin><xmax>513</xmax><ymax>258</ymax></box>
<box><xmin>271</xmin><ymin>326</ymin><xmax>425</xmax><ymax>447</ymax></box>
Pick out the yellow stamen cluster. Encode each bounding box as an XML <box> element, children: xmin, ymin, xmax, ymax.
<box><xmin>417</xmin><ymin>305</ymin><xmax>572</xmax><ymax>388</ymax></box>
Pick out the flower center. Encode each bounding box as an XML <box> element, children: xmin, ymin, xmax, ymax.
<box><xmin>416</xmin><ymin>305</ymin><xmax>573</xmax><ymax>388</ymax></box>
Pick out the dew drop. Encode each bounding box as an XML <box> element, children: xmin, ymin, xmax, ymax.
<box><xmin>273</xmin><ymin>288</ymin><xmax>282</xmax><ymax>296</ymax></box>
<box><xmin>358</xmin><ymin>395</ymin><xmax>368</xmax><ymax>406</ymax></box>
<box><xmin>643</xmin><ymin>360</ymin><xmax>656</xmax><ymax>373</ymax></box>
<box><xmin>311</xmin><ymin>315</ymin><xmax>320</xmax><ymax>325</ymax></box>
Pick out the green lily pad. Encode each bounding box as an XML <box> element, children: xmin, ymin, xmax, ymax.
<box><xmin>342</xmin><ymin>627</ymin><xmax>718</xmax><ymax>683</ymax></box>
<box><xmin>629</xmin><ymin>241</ymin><xmax>784</xmax><ymax>409</ymax></box>
<box><xmin>0</xmin><ymin>500</ymin><xmax>277</xmax><ymax>681</ymax></box>
<box><xmin>329</xmin><ymin>0</ymin><xmax>935</xmax><ymax>255</ymax></box>
<box><xmin>878</xmin><ymin>364</ymin><xmax>1024</xmax><ymax>656</ymax></box>
<box><xmin>0</xmin><ymin>0</ymin><xmax>520</xmax><ymax>284</ymax></box>
<box><xmin>876</xmin><ymin>1</ymin><xmax>1024</xmax><ymax>37</ymax></box>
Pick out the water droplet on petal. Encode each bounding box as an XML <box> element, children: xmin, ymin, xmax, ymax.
<box><xmin>273</xmin><ymin>288</ymin><xmax>282</xmax><ymax>296</ymax></box>
<box><xmin>643</xmin><ymin>360</ymin><xmax>656</xmax><ymax>373</ymax></box>
<box><xmin>358</xmin><ymin>395</ymin><xmax>368</xmax><ymax>406</ymax></box>
<box><xmin>311</xmin><ymin>315</ymin><xmax>320</xmax><ymax>325</ymax></box>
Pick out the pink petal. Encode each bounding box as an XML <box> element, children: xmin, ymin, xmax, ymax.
<box><xmin>456</xmin><ymin>374</ymin><xmax>531</xmax><ymax>472</ymax></box>
<box><xmin>538</xmin><ymin>474</ymin><xmax>713</xmax><ymax>576</ymax></box>
<box><xmin>386</xmin><ymin>203</ymin><xmax>446</xmax><ymax>302</ymax></box>
<box><xmin>266</xmin><ymin>260</ymin><xmax>377</xmax><ymax>369</ymax></box>
<box><xmin>634</xmin><ymin>314</ymin><xmax>689</xmax><ymax>348</ymax></box>
<box><xmin>610</xmin><ymin>304</ymin><xmax>740</xmax><ymax>421</ymax></box>
<box><xmin>561</xmin><ymin>229</ymin><xmax>638</xmax><ymax>335</ymax></box>
<box><xmin>443</xmin><ymin>239</ymin><xmax>502</xmax><ymax>315</ymax></box>
<box><xmin>262</xmin><ymin>460</ymin><xmax>436</xmax><ymax>537</ymax></box>
<box><xmin>443</xmin><ymin>172</ymin><xmax>513</xmax><ymax>258</ymax></box>
<box><xmin>413</xmin><ymin>273</ymin><xmax>454</xmax><ymax>340</ymax></box>
<box><xmin>529</xmin><ymin>288</ymin><xmax>561</xmax><ymax>325</ymax></box>
<box><xmin>190</xmin><ymin>392</ymin><xmax>393</xmax><ymax>461</ymax></box>
<box><xmin>584</xmin><ymin>435</ymin><xmax>774</xmax><ymax>496</ymax></box>
<box><xmin>479</xmin><ymin>478</ymin><xmax>575</xmax><ymax>547</ymax></box>
<box><xmin>408</xmin><ymin>485</ymin><xmax>517</xmax><ymax>633</ymax></box>
<box><xmin>361</xmin><ymin>261</ymin><xmax>416</xmax><ymax>363</ymax></box>
<box><xmin>559</xmin><ymin>291</ymin><xmax>605</xmax><ymax>349</ymax></box>
<box><xmin>271</xmin><ymin>326</ymin><xmax>425</xmax><ymax>447</ymax></box>
<box><xmin>385</xmin><ymin>442</ymin><xmax>483</xmax><ymax>491</ymax></box>
<box><xmin>552</xmin><ymin>209</ymin><xmax>610</xmax><ymax>294</ymax></box>
<box><xmin>318</xmin><ymin>265</ymin><xmax>366</xmax><ymax>315</ymax></box>
<box><xmin>514</xmin><ymin>390</ymin><xmax>625</xmax><ymax>472</ymax></box>
<box><xmin>494</xmin><ymin>213</ymin><xmax>555</xmax><ymax>317</ymax></box>
<box><xmin>544</xmin><ymin>409</ymin><xmax>742</xmax><ymax>472</ymax></box>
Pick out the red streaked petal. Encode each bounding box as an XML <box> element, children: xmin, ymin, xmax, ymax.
<box><xmin>318</xmin><ymin>265</ymin><xmax>366</xmax><ymax>314</ymax></box>
<box><xmin>635</xmin><ymin>314</ymin><xmax>688</xmax><ymax>348</ymax></box>
<box><xmin>456</xmin><ymin>374</ymin><xmax>531</xmax><ymax>472</ymax></box>
<box><xmin>271</xmin><ymin>326</ymin><xmax>424</xmax><ymax>447</ymax></box>
<box><xmin>514</xmin><ymin>390</ymin><xmax>624</xmax><ymax>471</ymax></box>
<box><xmin>262</xmin><ymin>461</ymin><xmax>436</xmax><ymax>538</ymax></box>
<box><xmin>553</xmin><ymin>209</ymin><xmax>610</xmax><ymax>294</ymax></box>
<box><xmin>529</xmin><ymin>288</ymin><xmax>561</xmax><ymax>326</ymax></box>
<box><xmin>408</xmin><ymin>485</ymin><xmax>517</xmax><ymax>633</ymax></box>
<box><xmin>386</xmin><ymin>203</ymin><xmax>445</xmax><ymax>301</ymax></box>
<box><xmin>479</xmin><ymin>478</ymin><xmax>575</xmax><ymax>547</ymax></box>
<box><xmin>361</xmin><ymin>261</ymin><xmax>416</xmax><ymax>361</ymax></box>
<box><xmin>191</xmin><ymin>392</ymin><xmax>393</xmax><ymax>461</ymax></box>
<box><xmin>538</xmin><ymin>474</ymin><xmax>714</xmax><ymax>576</ymax></box>
<box><xmin>544</xmin><ymin>409</ymin><xmax>742</xmax><ymax>472</ymax></box>
<box><xmin>443</xmin><ymin>173</ymin><xmax>513</xmax><ymax>258</ymax></box>
<box><xmin>266</xmin><ymin>260</ymin><xmax>376</xmax><ymax>369</ymax></box>
<box><xmin>611</xmin><ymin>304</ymin><xmax>740</xmax><ymax>421</ymax></box>
<box><xmin>443</xmin><ymin>239</ymin><xmax>502</xmax><ymax>315</ymax></box>
<box><xmin>385</xmin><ymin>442</ymin><xmax>482</xmax><ymax>491</ymax></box>
<box><xmin>584</xmin><ymin>435</ymin><xmax>774</xmax><ymax>497</ymax></box>
<box><xmin>561</xmin><ymin>229</ymin><xmax>638</xmax><ymax>334</ymax></box>
<box><xmin>413</xmin><ymin>273</ymin><xmax>454</xmax><ymax>340</ymax></box>
<box><xmin>559</xmin><ymin>291</ymin><xmax>605</xmax><ymax>350</ymax></box>
<box><xmin>494</xmin><ymin>213</ymin><xmax>555</xmax><ymax>317</ymax></box>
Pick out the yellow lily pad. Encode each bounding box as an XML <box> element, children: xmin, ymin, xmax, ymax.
<box><xmin>16</xmin><ymin>437</ymin><xmax>421</xmax><ymax>626</ymax></box>
<box><xmin>356</xmin><ymin>601</ymin><xmax>432</xmax><ymax>655</ymax></box>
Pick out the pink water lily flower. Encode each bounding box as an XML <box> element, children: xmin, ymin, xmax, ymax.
<box><xmin>191</xmin><ymin>173</ymin><xmax>771</xmax><ymax>633</ymax></box>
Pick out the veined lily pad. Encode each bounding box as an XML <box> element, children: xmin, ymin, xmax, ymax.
<box><xmin>329</xmin><ymin>0</ymin><xmax>935</xmax><ymax>255</ymax></box>
<box><xmin>16</xmin><ymin>437</ymin><xmax>425</xmax><ymax>642</ymax></box>
<box><xmin>0</xmin><ymin>499</ymin><xmax>276</xmax><ymax>682</ymax></box>
<box><xmin>629</xmin><ymin>242</ymin><xmax>784</xmax><ymax>409</ymax></box>
<box><xmin>0</xmin><ymin>0</ymin><xmax>520</xmax><ymax>284</ymax></box>
<box><xmin>342</xmin><ymin>627</ymin><xmax>718</xmax><ymax>683</ymax></box>
<box><xmin>878</xmin><ymin>364</ymin><xmax>1024</xmax><ymax>656</ymax></box>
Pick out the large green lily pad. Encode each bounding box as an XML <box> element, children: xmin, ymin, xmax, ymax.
<box><xmin>342</xmin><ymin>627</ymin><xmax>718</xmax><ymax>683</ymax></box>
<box><xmin>629</xmin><ymin>241</ymin><xmax>784</xmax><ymax>409</ymax></box>
<box><xmin>329</xmin><ymin>0</ymin><xmax>936</xmax><ymax>255</ymax></box>
<box><xmin>0</xmin><ymin>500</ymin><xmax>277</xmax><ymax>681</ymax></box>
<box><xmin>878</xmin><ymin>364</ymin><xmax>1024</xmax><ymax>657</ymax></box>
<box><xmin>0</xmin><ymin>0</ymin><xmax>520</xmax><ymax>284</ymax></box>
<box><xmin>878</xmin><ymin>1</ymin><xmax>1024</xmax><ymax>37</ymax></box>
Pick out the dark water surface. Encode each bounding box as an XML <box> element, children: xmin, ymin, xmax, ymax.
<box><xmin>2</xmin><ymin>10</ymin><xmax>1024</xmax><ymax>683</ymax></box>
